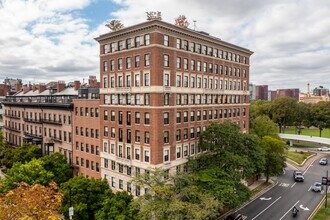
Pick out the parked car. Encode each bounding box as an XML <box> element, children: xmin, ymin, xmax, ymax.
<box><xmin>319</xmin><ymin>158</ymin><xmax>328</xmax><ymax>165</ymax></box>
<box><xmin>311</xmin><ymin>182</ymin><xmax>322</xmax><ymax>192</ymax></box>
<box><xmin>293</xmin><ymin>170</ymin><xmax>304</xmax><ymax>182</ymax></box>
<box><xmin>317</xmin><ymin>146</ymin><xmax>330</xmax><ymax>151</ymax></box>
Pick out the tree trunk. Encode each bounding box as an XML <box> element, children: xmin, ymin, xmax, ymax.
<box><xmin>266</xmin><ymin>174</ymin><xmax>269</xmax><ymax>183</ymax></box>
<box><xmin>319</xmin><ymin>128</ymin><xmax>322</xmax><ymax>137</ymax></box>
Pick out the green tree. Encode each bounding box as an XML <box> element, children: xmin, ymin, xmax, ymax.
<box><xmin>310</xmin><ymin>101</ymin><xmax>330</xmax><ymax>137</ymax></box>
<box><xmin>253</xmin><ymin>115</ymin><xmax>279</xmax><ymax>138</ymax></box>
<box><xmin>1</xmin><ymin>159</ymin><xmax>54</xmax><ymax>192</ymax></box>
<box><xmin>131</xmin><ymin>169</ymin><xmax>221</xmax><ymax>220</ymax></box>
<box><xmin>271</xmin><ymin>96</ymin><xmax>298</xmax><ymax>133</ymax></box>
<box><xmin>59</xmin><ymin>176</ymin><xmax>110</xmax><ymax>220</ymax></box>
<box><xmin>190</xmin><ymin>122</ymin><xmax>265</xmax><ymax>209</ymax></box>
<box><xmin>40</xmin><ymin>152</ymin><xmax>71</xmax><ymax>185</ymax></box>
<box><xmin>293</xmin><ymin>102</ymin><xmax>311</xmax><ymax>135</ymax></box>
<box><xmin>260</xmin><ymin>136</ymin><xmax>288</xmax><ymax>182</ymax></box>
<box><xmin>95</xmin><ymin>191</ymin><xmax>135</xmax><ymax>220</ymax></box>
<box><xmin>0</xmin><ymin>143</ymin><xmax>42</xmax><ymax>170</ymax></box>
<box><xmin>249</xmin><ymin>100</ymin><xmax>273</xmax><ymax>129</ymax></box>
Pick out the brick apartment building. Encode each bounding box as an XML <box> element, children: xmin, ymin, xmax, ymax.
<box><xmin>95</xmin><ymin>18</ymin><xmax>252</xmax><ymax>195</ymax></box>
<box><xmin>2</xmin><ymin>77</ymin><xmax>102</xmax><ymax>172</ymax></box>
<box><xmin>72</xmin><ymin>77</ymin><xmax>102</xmax><ymax>178</ymax></box>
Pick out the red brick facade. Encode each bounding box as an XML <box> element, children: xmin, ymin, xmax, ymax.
<box><xmin>96</xmin><ymin>19</ymin><xmax>252</xmax><ymax>195</ymax></box>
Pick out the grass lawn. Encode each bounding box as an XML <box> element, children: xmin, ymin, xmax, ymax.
<box><xmin>312</xmin><ymin>195</ymin><xmax>330</xmax><ymax>220</ymax></box>
<box><xmin>287</xmin><ymin>150</ymin><xmax>314</xmax><ymax>164</ymax></box>
<box><xmin>285</xmin><ymin>128</ymin><xmax>330</xmax><ymax>138</ymax></box>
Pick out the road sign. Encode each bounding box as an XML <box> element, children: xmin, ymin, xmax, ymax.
<box><xmin>69</xmin><ymin>206</ymin><xmax>74</xmax><ymax>217</ymax></box>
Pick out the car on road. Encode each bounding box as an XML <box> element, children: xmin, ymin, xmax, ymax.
<box><xmin>311</xmin><ymin>182</ymin><xmax>322</xmax><ymax>192</ymax></box>
<box><xmin>317</xmin><ymin>146</ymin><xmax>330</xmax><ymax>151</ymax></box>
<box><xmin>293</xmin><ymin>170</ymin><xmax>304</xmax><ymax>182</ymax></box>
<box><xmin>319</xmin><ymin>158</ymin><xmax>328</xmax><ymax>165</ymax></box>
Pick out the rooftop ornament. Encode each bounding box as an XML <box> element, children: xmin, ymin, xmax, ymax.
<box><xmin>175</xmin><ymin>15</ymin><xmax>189</xmax><ymax>28</ymax></box>
<box><xmin>146</xmin><ymin>11</ymin><xmax>162</xmax><ymax>20</ymax></box>
<box><xmin>105</xmin><ymin>20</ymin><xmax>124</xmax><ymax>31</ymax></box>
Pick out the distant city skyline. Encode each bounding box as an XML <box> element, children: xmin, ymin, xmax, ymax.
<box><xmin>1</xmin><ymin>0</ymin><xmax>330</xmax><ymax>92</ymax></box>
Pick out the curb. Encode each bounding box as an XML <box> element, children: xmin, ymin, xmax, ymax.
<box><xmin>307</xmin><ymin>196</ymin><xmax>326</xmax><ymax>220</ymax></box>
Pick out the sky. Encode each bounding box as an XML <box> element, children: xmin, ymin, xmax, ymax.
<box><xmin>1</xmin><ymin>0</ymin><xmax>330</xmax><ymax>92</ymax></box>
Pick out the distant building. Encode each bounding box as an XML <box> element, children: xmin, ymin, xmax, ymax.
<box><xmin>299</xmin><ymin>84</ymin><xmax>329</xmax><ymax>104</ymax></box>
<box><xmin>269</xmin><ymin>88</ymin><xmax>300</xmax><ymax>101</ymax></box>
<box><xmin>255</xmin><ymin>85</ymin><xmax>268</xmax><ymax>100</ymax></box>
<box><xmin>249</xmin><ymin>83</ymin><xmax>256</xmax><ymax>101</ymax></box>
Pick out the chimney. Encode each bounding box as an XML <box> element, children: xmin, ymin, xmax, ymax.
<box><xmin>39</xmin><ymin>83</ymin><xmax>46</xmax><ymax>93</ymax></box>
<box><xmin>23</xmin><ymin>84</ymin><xmax>31</xmax><ymax>94</ymax></box>
<box><xmin>74</xmin><ymin>80</ymin><xmax>81</xmax><ymax>91</ymax></box>
<box><xmin>88</xmin><ymin>76</ymin><xmax>98</xmax><ymax>88</ymax></box>
<box><xmin>56</xmin><ymin>81</ymin><xmax>66</xmax><ymax>92</ymax></box>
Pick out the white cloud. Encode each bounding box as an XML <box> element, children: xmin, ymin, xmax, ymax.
<box><xmin>1</xmin><ymin>0</ymin><xmax>330</xmax><ymax>92</ymax></box>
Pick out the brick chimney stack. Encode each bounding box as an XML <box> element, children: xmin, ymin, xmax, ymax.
<box><xmin>88</xmin><ymin>76</ymin><xmax>98</xmax><ymax>88</ymax></box>
<box><xmin>56</xmin><ymin>81</ymin><xmax>66</xmax><ymax>92</ymax></box>
<box><xmin>15</xmin><ymin>82</ymin><xmax>22</xmax><ymax>92</ymax></box>
<box><xmin>74</xmin><ymin>80</ymin><xmax>81</xmax><ymax>91</ymax></box>
<box><xmin>32</xmin><ymin>84</ymin><xmax>38</xmax><ymax>92</ymax></box>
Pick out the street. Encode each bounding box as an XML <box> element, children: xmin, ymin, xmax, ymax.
<box><xmin>240</xmin><ymin>155</ymin><xmax>329</xmax><ymax>219</ymax></box>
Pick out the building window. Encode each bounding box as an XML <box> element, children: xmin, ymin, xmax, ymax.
<box><xmin>183</xmin><ymin>128</ymin><xmax>188</xmax><ymax>140</ymax></box>
<box><xmin>135</xmin><ymin>148</ymin><xmax>140</xmax><ymax>160</ymax></box>
<box><xmin>176</xmin><ymin>57</ymin><xmax>181</xmax><ymax>69</ymax></box>
<box><xmin>176</xmin><ymin>129</ymin><xmax>181</xmax><ymax>141</ymax></box>
<box><xmin>176</xmin><ymin>147</ymin><xmax>181</xmax><ymax>159</ymax></box>
<box><xmin>103</xmin><ymin>61</ymin><xmax>108</xmax><ymax>72</ymax></box>
<box><xmin>144</xmin><ymin>131</ymin><xmax>150</xmax><ymax>144</ymax></box>
<box><xmin>104</xmin><ymin>126</ymin><xmax>108</xmax><ymax>137</ymax></box>
<box><xmin>164</xmin><ymin>55</ymin><xmax>169</xmax><ymax>67</ymax></box>
<box><xmin>135</xmin><ymin>130</ymin><xmax>140</xmax><ymax>143</ymax></box>
<box><xmin>111</xmin><ymin>177</ymin><xmax>115</xmax><ymax>188</ymax></box>
<box><xmin>164</xmin><ymin>131</ymin><xmax>169</xmax><ymax>144</ymax></box>
<box><xmin>135</xmin><ymin>55</ymin><xmax>140</xmax><ymax>68</ymax></box>
<box><xmin>183</xmin><ymin>58</ymin><xmax>188</xmax><ymax>70</ymax></box>
<box><xmin>183</xmin><ymin>111</ymin><xmax>188</xmax><ymax>122</ymax></box>
<box><xmin>164</xmin><ymin>93</ymin><xmax>169</xmax><ymax>105</ymax></box>
<box><xmin>164</xmin><ymin>149</ymin><xmax>169</xmax><ymax>162</ymax></box>
<box><xmin>176</xmin><ymin>38</ymin><xmax>181</xmax><ymax>49</ymax></box>
<box><xmin>144</xmin><ymin>150</ymin><xmax>150</xmax><ymax>162</ymax></box>
<box><xmin>176</xmin><ymin>75</ymin><xmax>181</xmax><ymax>87</ymax></box>
<box><xmin>164</xmin><ymin>112</ymin><xmax>169</xmax><ymax>124</ymax></box>
<box><xmin>144</xmin><ymin>34</ymin><xmax>150</xmax><ymax>45</ymax></box>
<box><xmin>118</xmin><ymin>58</ymin><xmax>123</xmax><ymax>70</ymax></box>
<box><xmin>144</xmin><ymin>54</ymin><xmax>150</xmax><ymax>66</ymax></box>
<box><xmin>135</xmin><ymin>36</ymin><xmax>140</xmax><ymax>47</ymax></box>
<box><xmin>145</xmin><ymin>112</ymin><xmax>150</xmax><ymax>125</ymax></box>
<box><xmin>135</xmin><ymin>74</ymin><xmax>140</xmax><ymax>87</ymax></box>
<box><xmin>190</xmin><ymin>128</ymin><xmax>195</xmax><ymax>139</ymax></box>
<box><xmin>183</xmin><ymin>40</ymin><xmax>188</xmax><ymax>50</ymax></box>
<box><xmin>118</xmin><ymin>40</ymin><xmax>123</xmax><ymax>51</ymax></box>
<box><xmin>144</xmin><ymin>73</ymin><xmax>150</xmax><ymax>86</ymax></box>
<box><xmin>119</xmin><ymin>179</ymin><xmax>123</xmax><ymax>189</ymax></box>
<box><xmin>126</xmin><ymin>57</ymin><xmax>131</xmax><ymax>69</ymax></box>
<box><xmin>164</xmin><ymin>35</ymin><xmax>169</xmax><ymax>46</ymax></box>
<box><xmin>126</xmin><ymin>38</ymin><xmax>131</xmax><ymax>49</ymax></box>
<box><xmin>135</xmin><ymin>112</ymin><xmax>140</xmax><ymax>124</ymax></box>
<box><xmin>164</xmin><ymin>74</ymin><xmax>170</xmax><ymax>86</ymax></box>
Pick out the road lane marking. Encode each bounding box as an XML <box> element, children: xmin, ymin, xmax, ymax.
<box><xmin>303</xmin><ymin>161</ymin><xmax>314</xmax><ymax>175</ymax></box>
<box><xmin>308</xmin><ymin>185</ymin><xmax>312</xmax><ymax>191</ymax></box>
<box><xmin>291</xmin><ymin>182</ymin><xmax>296</xmax><ymax>188</ymax></box>
<box><xmin>299</xmin><ymin>204</ymin><xmax>309</xmax><ymax>211</ymax></box>
<box><xmin>279</xmin><ymin>183</ymin><xmax>290</xmax><ymax>187</ymax></box>
<box><xmin>251</xmin><ymin>196</ymin><xmax>282</xmax><ymax>220</ymax></box>
<box><xmin>279</xmin><ymin>200</ymin><xmax>300</xmax><ymax>220</ymax></box>
<box><xmin>260</xmin><ymin>197</ymin><xmax>272</xmax><ymax>201</ymax></box>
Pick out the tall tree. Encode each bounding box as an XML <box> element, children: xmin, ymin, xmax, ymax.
<box><xmin>293</xmin><ymin>102</ymin><xmax>311</xmax><ymax>135</ymax></box>
<box><xmin>310</xmin><ymin>101</ymin><xmax>330</xmax><ymax>137</ymax></box>
<box><xmin>0</xmin><ymin>182</ymin><xmax>62</xmax><ymax>220</ymax></box>
<box><xmin>260</xmin><ymin>136</ymin><xmax>288</xmax><ymax>182</ymax></box>
<box><xmin>249</xmin><ymin>100</ymin><xmax>273</xmax><ymax>129</ymax></box>
<box><xmin>95</xmin><ymin>191</ymin><xmax>135</xmax><ymax>220</ymax></box>
<box><xmin>131</xmin><ymin>169</ymin><xmax>221</xmax><ymax>220</ymax></box>
<box><xmin>1</xmin><ymin>159</ymin><xmax>54</xmax><ymax>192</ymax></box>
<box><xmin>253</xmin><ymin>115</ymin><xmax>279</xmax><ymax>139</ymax></box>
<box><xmin>0</xmin><ymin>143</ymin><xmax>42</xmax><ymax>170</ymax></box>
<box><xmin>59</xmin><ymin>176</ymin><xmax>110</xmax><ymax>220</ymax></box>
<box><xmin>271</xmin><ymin>96</ymin><xmax>298</xmax><ymax>133</ymax></box>
<box><xmin>40</xmin><ymin>152</ymin><xmax>71</xmax><ymax>185</ymax></box>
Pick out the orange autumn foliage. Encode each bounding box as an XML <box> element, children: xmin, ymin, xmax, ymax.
<box><xmin>0</xmin><ymin>181</ymin><xmax>63</xmax><ymax>220</ymax></box>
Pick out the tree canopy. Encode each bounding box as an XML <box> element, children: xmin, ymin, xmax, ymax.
<box><xmin>0</xmin><ymin>181</ymin><xmax>62</xmax><ymax>220</ymax></box>
<box><xmin>310</xmin><ymin>101</ymin><xmax>330</xmax><ymax>137</ymax></box>
<box><xmin>0</xmin><ymin>143</ymin><xmax>42</xmax><ymax>170</ymax></box>
<box><xmin>59</xmin><ymin>176</ymin><xmax>110</xmax><ymax>220</ymax></box>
